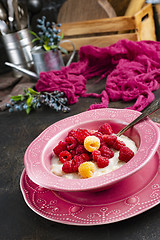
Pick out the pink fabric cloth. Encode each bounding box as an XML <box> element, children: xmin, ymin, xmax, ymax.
<box><xmin>36</xmin><ymin>39</ymin><xmax>160</xmax><ymax>111</ymax></box>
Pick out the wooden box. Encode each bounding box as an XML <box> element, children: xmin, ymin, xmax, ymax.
<box><xmin>60</xmin><ymin>4</ymin><xmax>156</xmax><ymax>51</ymax></box>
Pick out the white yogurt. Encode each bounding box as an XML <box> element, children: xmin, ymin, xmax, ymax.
<box><xmin>51</xmin><ymin>134</ymin><xmax>137</xmax><ymax>179</ymax></box>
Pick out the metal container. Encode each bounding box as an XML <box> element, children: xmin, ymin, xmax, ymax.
<box><xmin>31</xmin><ymin>46</ymin><xmax>65</xmax><ymax>75</ymax></box>
<box><xmin>1</xmin><ymin>28</ymin><xmax>33</xmax><ymax>77</ymax></box>
<box><xmin>16</xmin><ymin>28</ymin><xmax>33</xmax><ymax>68</ymax></box>
<box><xmin>31</xmin><ymin>40</ymin><xmax>75</xmax><ymax>75</ymax></box>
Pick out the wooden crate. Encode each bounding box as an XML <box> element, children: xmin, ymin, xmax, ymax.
<box><xmin>60</xmin><ymin>4</ymin><xmax>156</xmax><ymax>51</ymax></box>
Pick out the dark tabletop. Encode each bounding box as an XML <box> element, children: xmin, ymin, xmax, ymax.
<box><xmin>0</xmin><ymin>73</ymin><xmax>160</xmax><ymax>240</ymax></box>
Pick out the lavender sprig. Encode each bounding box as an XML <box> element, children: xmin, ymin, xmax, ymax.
<box><xmin>6</xmin><ymin>88</ymin><xmax>70</xmax><ymax>114</ymax></box>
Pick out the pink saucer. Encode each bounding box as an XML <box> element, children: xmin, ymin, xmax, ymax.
<box><xmin>20</xmin><ymin>125</ymin><xmax>160</xmax><ymax>225</ymax></box>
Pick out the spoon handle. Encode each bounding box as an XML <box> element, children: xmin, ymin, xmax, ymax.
<box><xmin>7</xmin><ymin>0</ymin><xmax>14</xmax><ymax>31</ymax></box>
<box><xmin>117</xmin><ymin>98</ymin><xmax>160</xmax><ymax>137</ymax></box>
<box><xmin>12</xmin><ymin>0</ymin><xmax>21</xmax><ymax>30</ymax></box>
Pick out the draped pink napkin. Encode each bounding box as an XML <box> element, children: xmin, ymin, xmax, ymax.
<box><xmin>36</xmin><ymin>39</ymin><xmax>160</xmax><ymax>111</ymax></box>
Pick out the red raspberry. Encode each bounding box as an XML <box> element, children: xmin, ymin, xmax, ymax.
<box><xmin>98</xmin><ymin>123</ymin><xmax>113</xmax><ymax>135</ymax></box>
<box><xmin>80</xmin><ymin>153</ymin><xmax>90</xmax><ymax>161</ymax></box>
<box><xmin>70</xmin><ymin>149</ymin><xmax>76</xmax><ymax>158</ymax></box>
<box><xmin>74</xmin><ymin>128</ymin><xmax>91</xmax><ymax>144</ymax></box>
<box><xmin>97</xmin><ymin>156</ymin><xmax>109</xmax><ymax>168</ymax></box>
<box><xmin>65</xmin><ymin>136</ymin><xmax>77</xmax><ymax>150</ymax></box>
<box><xmin>113</xmin><ymin>139</ymin><xmax>125</xmax><ymax>150</ymax></box>
<box><xmin>119</xmin><ymin>146</ymin><xmax>134</xmax><ymax>162</ymax></box>
<box><xmin>62</xmin><ymin>161</ymin><xmax>73</xmax><ymax>173</ymax></box>
<box><xmin>102</xmin><ymin>134</ymin><xmax>117</xmax><ymax>147</ymax></box>
<box><xmin>76</xmin><ymin>145</ymin><xmax>88</xmax><ymax>155</ymax></box>
<box><xmin>92</xmin><ymin>150</ymin><xmax>101</xmax><ymax>162</ymax></box>
<box><xmin>100</xmin><ymin>141</ymin><xmax>108</xmax><ymax>147</ymax></box>
<box><xmin>59</xmin><ymin>150</ymin><xmax>72</xmax><ymax>163</ymax></box>
<box><xmin>67</xmin><ymin>129</ymin><xmax>76</xmax><ymax>137</ymax></box>
<box><xmin>89</xmin><ymin>152</ymin><xmax>93</xmax><ymax>161</ymax></box>
<box><xmin>53</xmin><ymin>141</ymin><xmax>67</xmax><ymax>156</ymax></box>
<box><xmin>100</xmin><ymin>145</ymin><xmax>114</xmax><ymax>158</ymax></box>
<box><xmin>71</xmin><ymin>155</ymin><xmax>85</xmax><ymax>172</ymax></box>
<box><xmin>92</xmin><ymin>131</ymin><xmax>103</xmax><ymax>143</ymax></box>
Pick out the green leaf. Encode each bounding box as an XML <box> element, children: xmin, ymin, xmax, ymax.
<box><xmin>25</xmin><ymin>92</ymin><xmax>30</xmax><ymax>96</ymax></box>
<box><xmin>28</xmin><ymin>88</ymin><xmax>40</xmax><ymax>95</ymax></box>
<box><xmin>11</xmin><ymin>95</ymin><xmax>23</xmax><ymax>101</ymax></box>
<box><xmin>60</xmin><ymin>33</ymin><xmax>64</xmax><ymax>40</ymax></box>
<box><xmin>26</xmin><ymin>107</ymin><xmax>31</xmax><ymax>114</ymax></box>
<box><xmin>43</xmin><ymin>44</ymin><xmax>51</xmax><ymax>51</ymax></box>
<box><xmin>30</xmin><ymin>30</ymin><xmax>39</xmax><ymax>38</ymax></box>
<box><xmin>32</xmin><ymin>103</ymin><xmax>37</xmax><ymax>109</ymax></box>
<box><xmin>26</xmin><ymin>95</ymin><xmax>33</xmax><ymax>107</ymax></box>
<box><xmin>20</xmin><ymin>95</ymin><xmax>25</xmax><ymax>101</ymax></box>
<box><xmin>32</xmin><ymin>38</ymin><xmax>40</xmax><ymax>43</ymax></box>
<box><xmin>50</xmin><ymin>45</ymin><xmax>58</xmax><ymax>49</ymax></box>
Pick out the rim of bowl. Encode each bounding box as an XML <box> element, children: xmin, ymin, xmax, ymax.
<box><xmin>24</xmin><ymin>108</ymin><xmax>160</xmax><ymax>192</ymax></box>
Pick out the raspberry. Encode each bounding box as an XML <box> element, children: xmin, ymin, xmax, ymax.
<box><xmin>65</xmin><ymin>136</ymin><xmax>77</xmax><ymax>150</ymax></box>
<box><xmin>80</xmin><ymin>153</ymin><xmax>90</xmax><ymax>161</ymax></box>
<box><xmin>53</xmin><ymin>141</ymin><xmax>67</xmax><ymax>156</ymax></box>
<box><xmin>76</xmin><ymin>144</ymin><xmax>87</xmax><ymax>155</ymax></box>
<box><xmin>74</xmin><ymin>128</ymin><xmax>91</xmax><ymax>144</ymax></box>
<box><xmin>88</xmin><ymin>152</ymin><xmax>93</xmax><ymax>161</ymax></box>
<box><xmin>67</xmin><ymin>129</ymin><xmax>76</xmax><ymax>137</ymax></box>
<box><xmin>100</xmin><ymin>145</ymin><xmax>114</xmax><ymax>158</ymax></box>
<box><xmin>102</xmin><ymin>134</ymin><xmax>117</xmax><ymax>147</ymax></box>
<box><xmin>62</xmin><ymin>161</ymin><xmax>73</xmax><ymax>173</ymax></box>
<box><xmin>71</xmin><ymin>155</ymin><xmax>85</xmax><ymax>172</ymax></box>
<box><xmin>84</xmin><ymin>136</ymin><xmax>100</xmax><ymax>152</ymax></box>
<box><xmin>97</xmin><ymin>156</ymin><xmax>109</xmax><ymax>168</ymax></box>
<box><xmin>70</xmin><ymin>149</ymin><xmax>76</xmax><ymax>158</ymax></box>
<box><xmin>98</xmin><ymin>123</ymin><xmax>113</xmax><ymax>135</ymax></box>
<box><xmin>100</xmin><ymin>141</ymin><xmax>108</xmax><ymax>147</ymax></box>
<box><xmin>119</xmin><ymin>146</ymin><xmax>134</xmax><ymax>162</ymax></box>
<box><xmin>113</xmin><ymin>139</ymin><xmax>125</xmax><ymax>150</ymax></box>
<box><xmin>59</xmin><ymin>150</ymin><xmax>72</xmax><ymax>163</ymax></box>
<box><xmin>78</xmin><ymin>162</ymin><xmax>95</xmax><ymax>178</ymax></box>
<box><xmin>92</xmin><ymin>131</ymin><xmax>103</xmax><ymax>143</ymax></box>
<box><xmin>92</xmin><ymin>150</ymin><xmax>101</xmax><ymax>161</ymax></box>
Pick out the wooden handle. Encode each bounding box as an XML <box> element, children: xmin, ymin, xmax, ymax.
<box><xmin>97</xmin><ymin>0</ymin><xmax>117</xmax><ymax>18</ymax></box>
<box><xmin>125</xmin><ymin>0</ymin><xmax>146</xmax><ymax>16</ymax></box>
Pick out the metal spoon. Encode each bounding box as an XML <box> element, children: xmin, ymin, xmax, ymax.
<box><xmin>27</xmin><ymin>0</ymin><xmax>43</xmax><ymax>28</ymax></box>
<box><xmin>117</xmin><ymin>98</ymin><xmax>160</xmax><ymax>136</ymax></box>
<box><xmin>5</xmin><ymin>62</ymin><xmax>39</xmax><ymax>79</ymax></box>
<box><xmin>7</xmin><ymin>0</ymin><xmax>14</xmax><ymax>32</ymax></box>
<box><xmin>12</xmin><ymin>0</ymin><xmax>21</xmax><ymax>30</ymax></box>
<box><xmin>27</xmin><ymin>0</ymin><xmax>43</xmax><ymax>14</ymax></box>
<box><xmin>17</xmin><ymin>3</ymin><xmax>28</xmax><ymax>29</ymax></box>
<box><xmin>0</xmin><ymin>19</ymin><xmax>8</xmax><ymax>35</ymax></box>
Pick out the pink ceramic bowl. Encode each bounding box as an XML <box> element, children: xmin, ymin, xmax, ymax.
<box><xmin>24</xmin><ymin>108</ymin><xmax>160</xmax><ymax>192</ymax></box>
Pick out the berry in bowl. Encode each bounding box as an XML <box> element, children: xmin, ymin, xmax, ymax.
<box><xmin>51</xmin><ymin>124</ymin><xmax>137</xmax><ymax>179</ymax></box>
<box><xmin>24</xmin><ymin>108</ymin><xmax>160</xmax><ymax>192</ymax></box>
